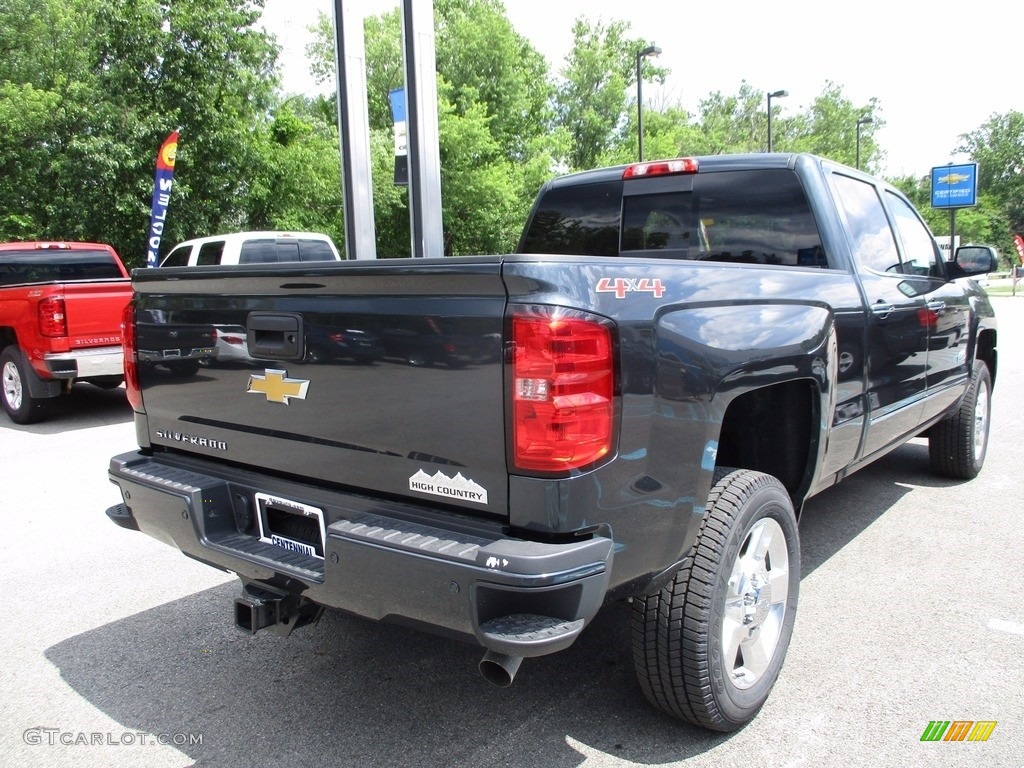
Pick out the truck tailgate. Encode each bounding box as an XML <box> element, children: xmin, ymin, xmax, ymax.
<box><xmin>133</xmin><ymin>259</ymin><xmax>510</xmax><ymax>518</ymax></box>
<box><xmin>59</xmin><ymin>279</ymin><xmax>133</xmax><ymax>347</ymax></box>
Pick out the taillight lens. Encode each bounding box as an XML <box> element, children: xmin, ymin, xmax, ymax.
<box><xmin>38</xmin><ymin>297</ymin><xmax>67</xmax><ymax>337</ymax></box>
<box><xmin>122</xmin><ymin>301</ymin><xmax>143</xmax><ymax>412</ymax></box>
<box><xmin>511</xmin><ymin>307</ymin><xmax>616</xmax><ymax>473</ymax></box>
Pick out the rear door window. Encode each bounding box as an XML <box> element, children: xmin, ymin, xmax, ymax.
<box><xmin>196</xmin><ymin>241</ymin><xmax>225</xmax><ymax>265</ymax></box>
<box><xmin>829</xmin><ymin>174</ymin><xmax>901</xmax><ymax>274</ymax></box>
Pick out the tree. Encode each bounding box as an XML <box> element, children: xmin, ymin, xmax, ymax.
<box><xmin>784</xmin><ymin>82</ymin><xmax>882</xmax><ymax>171</ymax></box>
<box><xmin>0</xmin><ymin>0</ymin><xmax>282</xmax><ymax>267</ymax></box>
<box><xmin>958</xmin><ymin>111</ymin><xmax>1024</xmax><ymax>238</ymax></box>
<box><xmin>554</xmin><ymin>18</ymin><xmax>665</xmax><ymax>171</ymax></box>
<box><xmin>246</xmin><ymin>98</ymin><xmax>345</xmax><ymax>247</ymax></box>
<box><xmin>694</xmin><ymin>82</ymin><xmax>767</xmax><ymax>155</ymax></box>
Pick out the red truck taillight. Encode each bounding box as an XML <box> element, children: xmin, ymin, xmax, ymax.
<box><xmin>511</xmin><ymin>307</ymin><xmax>616</xmax><ymax>473</ymax></box>
<box><xmin>38</xmin><ymin>297</ymin><xmax>67</xmax><ymax>337</ymax></box>
<box><xmin>122</xmin><ymin>302</ymin><xmax>143</xmax><ymax>412</ymax></box>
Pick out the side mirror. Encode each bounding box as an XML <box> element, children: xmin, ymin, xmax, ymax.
<box><xmin>952</xmin><ymin>245</ymin><xmax>997</xmax><ymax>277</ymax></box>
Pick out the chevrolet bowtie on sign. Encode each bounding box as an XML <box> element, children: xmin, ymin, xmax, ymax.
<box><xmin>247</xmin><ymin>369</ymin><xmax>309</xmax><ymax>404</ymax></box>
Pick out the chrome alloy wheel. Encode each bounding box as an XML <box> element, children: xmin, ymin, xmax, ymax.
<box><xmin>973</xmin><ymin>376</ymin><xmax>990</xmax><ymax>463</ymax></box>
<box><xmin>722</xmin><ymin>517</ymin><xmax>790</xmax><ymax>690</ymax></box>
<box><xmin>2</xmin><ymin>360</ymin><xmax>22</xmax><ymax>410</ymax></box>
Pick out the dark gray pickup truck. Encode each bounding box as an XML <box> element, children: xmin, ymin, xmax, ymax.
<box><xmin>106</xmin><ymin>153</ymin><xmax>997</xmax><ymax>731</ymax></box>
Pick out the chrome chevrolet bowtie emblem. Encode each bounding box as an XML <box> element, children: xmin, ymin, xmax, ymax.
<box><xmin>247</xmin><ymin>369</ymin><xmax>309</xmax><ymax>404</ymax></box>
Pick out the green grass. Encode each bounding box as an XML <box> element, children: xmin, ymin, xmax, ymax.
<box><xmin>983</xmin><ymin>283</ymin><xmax>1021</xmax><ymax>297</ymax></box>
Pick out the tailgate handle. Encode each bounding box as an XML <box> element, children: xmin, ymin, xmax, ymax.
<box><xmin>247</xmin><ymin>312</ymin><xmax>304</xmax><ymax>359</ymax></box>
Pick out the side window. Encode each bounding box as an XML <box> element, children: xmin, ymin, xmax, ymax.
<box><xmin>238</xmin><ymin>239</ymin><xmax>278</xmax><ymax>264</ymax></box>
<box><xmin>885</xmin><ymin>192</ymin><xmax>943</xmax><ymax>277</ymax></box>
<box><xmin>196</xmin><ymin>241</ymin><xmax>224</xmax><ymax>265</ymax></box>
<box><xmin>830</xmin><ymin>174</ymin><xmax>901</xmax><ymax>274</ymax></box>
<box><xmin>161</xmin><ymin>246</ymin><xmax>191</xmax><ymax>267</ymax></box>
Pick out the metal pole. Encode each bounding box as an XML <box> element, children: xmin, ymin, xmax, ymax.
<box><xmin>635</xmin><ymin>45</ymin><xmax>660</xmax><ymax>163</ymax></box>
<box><xmin>766</xmin><ymin>90</ymin><xmax>787</xmax><ymax>152</ymax></box>
<box><xmin>636</xmin><ymin>53</ymin><xmax>643</xmax><ymax>162</ymax></box>
<box><xmin>856</xmin><ymin>116</ymin><xmax>873</xmax><ymax>170</ymax></box>
<box><xmin>332</xmin><ymin>0</ymin><xmax>376</xmax><ymax>259</ymax></box>
<box><xmin>401</xmin><ymin>0</ymin><xmax>444</xmax><ymax>258</ymax></box>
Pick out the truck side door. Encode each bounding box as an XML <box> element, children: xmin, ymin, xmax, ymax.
<box><xmin>829</xmin><ymin>172</ymin><xmax>930</xmax><ymax>459</ymax></box>
<box><xmin>883</xmin><ymin>191</ymin><xmax>972</xmax><ymax>423</ymax></box>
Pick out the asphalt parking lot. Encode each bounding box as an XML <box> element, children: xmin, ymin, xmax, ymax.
<box><xmin>1</xmin><ymin>297</ymin><xmax>1022</xmax><ymax>768</ymax></box>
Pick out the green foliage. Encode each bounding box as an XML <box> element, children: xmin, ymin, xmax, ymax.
<box><xmin>695</xmin><ymin>82</ymin><xmax>766</xmax><ymax>155</ymax></box>
<box><xmin>782</xmin><ymin>82</ymin><xmax>882</xmax><ymax>171</ymax></box>
<box><xmin>2</xmin><ymin>0</ymin><xmax>1020</xmax><ymax>263</ymax></box>
<box><xmin>959</xmin><ymin>111</ymin><xmax>1024</xmax><ymax>238</ymax></box>
<box><xmin>0</xmin><ymin>0</ymin><xmax>283</xmax><ymax>267</ymax></box>
<box><xmin>554</xmin><ymin>18</ymin><xmax>665</xmax><ymax>171</ymax></box>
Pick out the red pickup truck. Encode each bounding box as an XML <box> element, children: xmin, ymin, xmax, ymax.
<box><xmin>1</xmin><ymin>241</ymin><xmax>133</xmax><ymax>424</ymax></box>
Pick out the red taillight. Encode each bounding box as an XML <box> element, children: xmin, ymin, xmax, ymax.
<box><xmin>511</xmin><ymin>307</ymin><xmax>615</xmax><ymax>473</ymax></box>
<box><xmin>122</xmin><ymin>302</ymin><xmax>143</xmax><ymax>412</ymax></box>
<box><xmin>38</xmin><ymin>297</ymin><xmax>67</xmax><ymax>337</ymax></box>
<box><xmin>222</xmin><ymin>335</ymin><xmax>245</xmax><ymax>346</ymax></box>
<box><xmin>623</xmin><ymin>158</ymin><xmax>699</xmax><ymax>179</ymax></box>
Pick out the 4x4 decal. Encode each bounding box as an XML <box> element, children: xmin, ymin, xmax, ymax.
<box><xmin>596</xmin><ymin>277</ymin><xmax>665</xmax><ymax>299</ymax></box>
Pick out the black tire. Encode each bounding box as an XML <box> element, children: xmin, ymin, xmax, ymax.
<box><xmin>631</xmin><ymin>468</ymin><xmax>800</xmax><ymax>732</ymax></box>
<box><xmin>1</xmin><ymin>347</ymin><xmax>52</xmax><ymax>424</ymax></box>
<box><xmin>928</xmin><ymin>363</ymin><xmax>992</xmax><ymax>480</ymax></box>
<box><xmin>165</xmin><ymin>360</ymin><xmax>200</xmax><ymax>377</ymax></box>
<box><xmin>89</xmin><ymin>376</ymin><xmax>124</xmax><ymax>390</ymax></box>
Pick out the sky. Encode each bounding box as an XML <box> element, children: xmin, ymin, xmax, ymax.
<box><xmin>259</xmin><ymin>0</ymin><xmax>1023</xmax><ymax>179</ymax></box>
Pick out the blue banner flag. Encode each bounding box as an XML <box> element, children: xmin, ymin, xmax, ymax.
<box><xmin>146</xmin><ymin>131</ymin><xmax>179</xmax><ymax>267</ymax></box>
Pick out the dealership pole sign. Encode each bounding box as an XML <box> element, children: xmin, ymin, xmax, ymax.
<box><xmin>389</xmin><ymin>88</ymin><xmax>408</xmax><ymax>186</ymax></box>
<box><xmin>930</xmin><ymin>163</ymin><xmax>978</xmax><ymax>209</ymax></box>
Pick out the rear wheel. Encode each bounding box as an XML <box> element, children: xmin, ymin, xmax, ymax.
<box><xmin>631</xmin><ymin>468</ymin><xmax>800</xmax><ymax>731</ymax></box>
<box><xmin>928</xmin><ymin>363</ymin><xmax>991</xmax><ymax>479</ymax></box>
<box><xmin>1</xmin><ymin>347</ymin><xmax>52</xmax><ymax>424</ymax></box>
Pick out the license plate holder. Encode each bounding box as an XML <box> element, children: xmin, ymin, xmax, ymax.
<box><xmin>255</xmin><ymin>492</ymin><xmax>326</xmax><ymax>560</ymax></box>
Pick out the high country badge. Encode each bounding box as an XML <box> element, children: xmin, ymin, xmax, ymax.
<box><xmin>409</xmin><ymin>470</ymin><xmax>488</xmax><ymax>505</ymax></box>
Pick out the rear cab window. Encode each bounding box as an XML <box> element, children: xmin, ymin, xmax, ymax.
<box><xmin>520</xmin><ymin>168</ymin><xmax>829</xmax><ymax>268</ymax></box>
<box><xmin>0</xmin><ymin>249</ymin><xmax>124</xmax><ymax>285</ymax></box>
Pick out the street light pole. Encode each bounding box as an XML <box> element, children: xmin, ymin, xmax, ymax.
<box><xmin>767</xmin><ymin>89</ymin><xmax>787</xmax><ymax>152</ymax></box>
<box><xmin>856</xmin><ymin>116</ymin><xmax>874</xmax><ymax>170</ymax></box>
<box><xmin>636</xmin><ymin>44</ymin><xmax>662</xmax><ymax>162</ymax></box>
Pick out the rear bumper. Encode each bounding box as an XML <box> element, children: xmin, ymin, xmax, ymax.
<box><xmin>44</xmin><ymin>346</ymin><xmax>123</xmax><ymax>379</ymax></box>
<box><xmin>107</xmin><ymin>451</ymin><xmax>613</xmax><ymax>657</ymax></box>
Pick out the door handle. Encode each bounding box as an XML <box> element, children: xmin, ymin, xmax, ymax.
<box><xmin>871</xmin><ymin>303</ymin><xmax>896</xmax><ymax>320</ymax></box>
